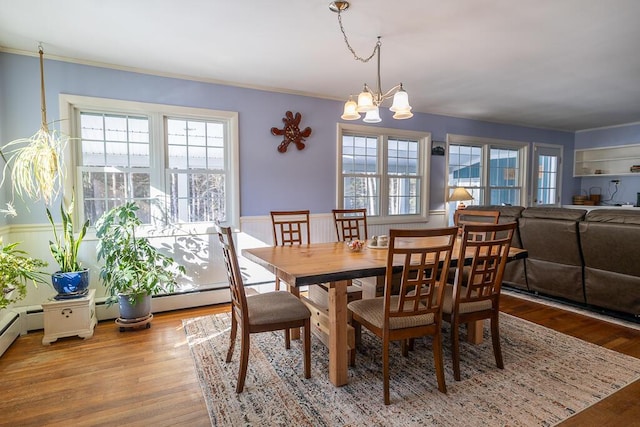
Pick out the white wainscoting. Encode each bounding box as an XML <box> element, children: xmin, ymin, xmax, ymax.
<box><xmin>240</xmin><ymin>211</ymin><xmax>448</xmax><ymax>245</ymax></box>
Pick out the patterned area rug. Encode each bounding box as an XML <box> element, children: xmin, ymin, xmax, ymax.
<box><xmin>183</xmin><ymin>312</ymin><xmax>640</xmax><ymax>426</ymax></box>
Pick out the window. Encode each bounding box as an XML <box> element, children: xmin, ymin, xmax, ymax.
<box><xmin>338</xmin><ymin>124</ymin><xmax>430</xmax><ymax>222</ymax></box>
<box><xmin>447</xmin><ymin>134</ymin><xmax>527</xmax><ymax>217</ymax></box>
<box><xmin>60</xmin><ymin>95</ymin><xmax>239</xmax><ymax>228</ymax></box>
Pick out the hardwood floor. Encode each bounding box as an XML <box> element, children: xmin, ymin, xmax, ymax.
<box><xmin>1</xmin><ymin>294</ymin><xmax>638</xmax><ymax>426</ymax></box>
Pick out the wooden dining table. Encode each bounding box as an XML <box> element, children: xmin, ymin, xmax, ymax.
<box><xmin>242</xmin><ymin>237</ymin><xmax>527</xmax><ymax>387</ymax></box>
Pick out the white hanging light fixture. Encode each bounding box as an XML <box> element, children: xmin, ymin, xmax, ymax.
<box><xmin>330</xmin><ymin>1</ymin><xmax>413</xmax><ymax>123</ymax></box>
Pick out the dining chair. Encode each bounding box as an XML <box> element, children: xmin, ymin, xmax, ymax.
<box><xmin>348</xmin><ymin>227</ymin><xmax>458</xmax><ymax>405</ymax></box>
<box><xmin>454</xmin><ymin>209</ymin><xmax>500</xmax><ymax>240</ymax></box>
<box><xmin>270</xmin><ymin>210</ymin><xmax>310</xmax><ymax>291</ymax></box>
<box><xmin>442</xmin><ymin>222</ymin><xmax>516</xmax><ymax>381</ymax></box>
<box><xmin>215</xmin><ymin>225</ymin><xmax>312</xmax><ymax>393</ymax></box>
<box><xmin>332</xmin><ymin>208</ymin><xmax>368</xmax><ymax>241</ymax></box>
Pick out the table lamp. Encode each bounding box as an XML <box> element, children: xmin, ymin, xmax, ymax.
<box><xmin>448</xmin><ymin>187</ymin><xmax>474</xmax><ymax>209</ymax></box>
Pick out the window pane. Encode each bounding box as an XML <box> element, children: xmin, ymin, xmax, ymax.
<box><xmin>387</xmin><ymin>138</ymin><xmax>420</xmax><ymax>215</ymax></box>
<box><xmin>169</xmin><ymin>172</ymin><xmax>226</xmax><ymax>223</ymax></box>
<box><xmin>343</xmin><ymin>176</ymin><xmax>379</xmax><ymax>216</ymax></box>
<box><xmin>342</xmin><ymin>135</ymin><xmax>377</xmax><ymax>174</ymax></box>
<box><xmin>449</xmin><ymin>144</ymin><xmax>482</xmax><ymax>188</ymax></box>
<box><xmin>388</xmin><ymin>177</ymin><xmax>420</xmax><ymax>215</ymax></box>
<box><xmin>489</xmin><ymin>147</ymin><xmax>520</xmax><ymax>205</ymax></box>
<box><xmin>537</xmin><ymin>154</ymin><xmax>558</xmax><ymax>204</ymax></box>
<box><xmin>168</xmin><ymin>118</ymin><xmax>226</xmax><ymax>170</ymax></box>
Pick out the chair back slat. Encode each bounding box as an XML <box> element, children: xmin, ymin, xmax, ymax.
<box><xmin>215</xmin><ymin>225</ymin><xmax>248</xmax><ymax>324</ymax></box>
<box><xmin>270</xmin><ymin>210</ymin><xmax>311</xmax><ymax>246</ymax></box>
<box><xmin>384</xmin><ymin>227</ymin><xmax>458</xmax><ymax>322</ymax></box>
<box><xmin>456</xmin><ymin>222</ymin><xmax>516</xmax><ymax>304</ymax></box>
<box><xmin>454</xmin><ymin>209</ymin><xmax>500</xmax><ymax>241</ymax></box>
<box><xmin>332</xmin><ymin>208</ymin><xmax>368</xmax><ymax>241</ymax></box>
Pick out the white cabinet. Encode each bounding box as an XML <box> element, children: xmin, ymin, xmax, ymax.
<box><xmin>42</xmin><ymin>289</ymin><xmax>96</xmax><ymax>345</ymax></box>
<box><xmin>574</xmin><ymin>143</ymin><xmax>640</xmax><ymax>177</ymax></box>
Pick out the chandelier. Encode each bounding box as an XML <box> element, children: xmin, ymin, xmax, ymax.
<box><xmin>329</xmin><ymin>1</ymin><xmax>413</xmax><ymax>123</ymax></box>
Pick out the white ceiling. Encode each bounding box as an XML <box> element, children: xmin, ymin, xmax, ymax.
<box><xmin>1</xmin><ymin>0</ymin><xmax>640</xmax><ymax>132</ymax></box>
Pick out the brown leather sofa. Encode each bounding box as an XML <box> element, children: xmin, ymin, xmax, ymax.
<box><xmin>475</xmin><ymin>206</ymin><xmax>639</xmax><ymax>318</ymax></box>
<box><xmin>579</xmin><ymin>209</ymin><xmax>640</xmax><ymax>315</ymax></box>
<box><xmin>518</xmin><ymin>207</ymin><xmax>587</xmax><ymax>303</ymax></box>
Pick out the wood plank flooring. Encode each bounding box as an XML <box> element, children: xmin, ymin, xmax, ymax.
<box><xmin>1</xmin><ymin>294</ymin><xmax>638</xmax><ymax>426</ymax></box>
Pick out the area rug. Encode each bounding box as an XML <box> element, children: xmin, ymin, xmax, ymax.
<box><xmin>183</xmin><ymin>312</ymin><xmax>640</xmax><ymax>427</ymax></box>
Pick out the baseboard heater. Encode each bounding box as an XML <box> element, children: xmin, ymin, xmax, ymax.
<box><xmin>0</xmin><ymin>311</ymin><xmax>21</xmax><ymax>357</ymax></box>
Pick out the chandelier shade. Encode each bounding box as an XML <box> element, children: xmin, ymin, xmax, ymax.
<box><xmin>341</xmin><ymin>96</ymin><xmax>361</xmax><ymax>120</ymax></box>
<box><xmin>356</xmin><ymin>87</ymin><xmax>375</xmax><ymax>113</ymax></box>
<box><xmin>331</xmin><ymin>1</ymin><xmax>412</xmax><ymax>124</ymax></box>
<box><xmin>363</xmin><ymin>107</ymin><xmax>382</xmax><ymax>123</ymax></box>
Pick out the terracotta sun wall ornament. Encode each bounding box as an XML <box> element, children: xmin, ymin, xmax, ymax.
<box><xmin>271</xmin><ymin>111</ymin><xmax>312</xmax><ymax>153</ymax></box>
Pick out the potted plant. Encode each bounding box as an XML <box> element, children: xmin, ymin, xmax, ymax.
<box><xmin>0</xmin><ymin>239</ymin><xmax>49</xmax><ymax>309</ymax></box>
<box><xmin>95</xmin><ymin>202</ymin><xmax>185</xmax><ymax>321</ymax></box>
<box><xmin>46</xmin><ymin>198</ymin><xmax>90</xmax><ymax>298</ymax></box>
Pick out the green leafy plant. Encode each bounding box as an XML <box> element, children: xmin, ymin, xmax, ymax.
<box><xmin>95</xmin><ymin>202</ymin><xmax>185</xmax><ymax>305</ymax></box>
<box><xmin>0</xmin><ymin>239</ymin><xmax>49</xmax><ymax>309</ymax></box>
<box><xmin>46</xmin><ymin>198</ymin><xmax>89</xmax><ymax>272</ymax></box>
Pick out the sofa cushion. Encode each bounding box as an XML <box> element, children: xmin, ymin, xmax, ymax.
<box><xmin>522</xmin><ymin>207</ymin><xmax>587</xmax><ymax>221</ymax></box>
<box><xmin>586</xmin><ymin>209</ymin><xmax>640</xmax><ymax>225</ymax></box>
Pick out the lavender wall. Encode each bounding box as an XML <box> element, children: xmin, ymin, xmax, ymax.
<box><xmin>1</xmin><ymin>52</ymin><xmax>577</xmax><ymax>224</ymax></box>
<box><xmin>575</xmin><ymin>123</ymin><xmax>640</xmax><ymax>205</ymax></box>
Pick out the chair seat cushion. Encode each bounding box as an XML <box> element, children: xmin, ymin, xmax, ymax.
<box><xmin>348</xmin><ymin>296</ymin><xmax>435</xmax><ymax>330</ymax></box>
<box><xmin>247</xmin><ymin>291</ymin><xmax>311</xmax><ymax>326</ymax></box>
<box><xmin>442</xmin><ymin>284</ymin><xmax>492</xmax><ymax>315</ymax></box>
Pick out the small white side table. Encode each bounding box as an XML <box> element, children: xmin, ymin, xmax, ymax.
<box><xmin>42</xmin><ymin>289</ymin><xmax>97</xmax><ymax>345</ymax></box>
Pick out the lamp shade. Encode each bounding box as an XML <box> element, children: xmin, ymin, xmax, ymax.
<box><xmin>392</xmin><ymin>110</ymin><xmax>413</xmax><ymax>120</ymax></box>
<box><xmin>356</xmin><ymin>89</ymin><xmax>375</xmax><ymax>112</ymax></box>
<box><xmin>390</xmin><ymin>86</ymin><xmax>411</xmax><ymax>112</ymax></box>
<box><xmin>448</xmin><ymin>187</ymin><xmax>473</xmax><ymax>202</ymax></box>
<box><xmin>341</xmin><ymin>98</ymin><xmax>361</xmax><ymax>120</ymax></box>
<box><xmin>363</xmin><ymin>107</ymin><xmax>382</xmax><ymax>123</ymax></box>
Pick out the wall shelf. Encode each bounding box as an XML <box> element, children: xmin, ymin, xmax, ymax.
<box><xmin>574</xmin><ymin>143</ymin><xmax>640</xmax><ymax>177</ymax></box>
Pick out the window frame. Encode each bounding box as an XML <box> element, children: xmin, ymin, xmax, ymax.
<box><xmin>58</xmin><ymin>94</ymin><xmax>240</xmax><ymax>232</ymax></box>
<box><xmin>446</xmin><ymin>133</ymin><xmax>528</xmax><ymax>210</ymax></box>
<box><xmin>336</xmin><ymin>123</ymin><xmax>431</xmax><ymax>224</ymax></box>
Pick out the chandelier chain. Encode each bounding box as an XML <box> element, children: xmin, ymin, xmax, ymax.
<box><xmin>337</xmin><ymin>11</ymin><xmax>379</xmax><ymax>63</ymax></box>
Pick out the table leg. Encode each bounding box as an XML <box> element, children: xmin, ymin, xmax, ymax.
<box><xmin>467</xmin><ymin>320</ymin><xmax>484</xmax><ymax>344</ymax></box>
<box><xmin>287</xmin><ymin>283</ymin><xmax>301</xmax><ymax>340</ymax></box>
<box><xmin>328</xmin><ymin>280</ymin><xmax>349</xmax><ymax>386</ymax></box>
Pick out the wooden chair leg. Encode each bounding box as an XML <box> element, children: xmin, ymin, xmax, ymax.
<box><xmin>226</xmin><ymin>314</ymin><xmax>237</xmax><ymax>363</ymax></box>
<box><xmin>432</xmin><ymin>331</ymin><xmax>447</xmax><ymax>394</ymax></box>
<box><xmin>491</xmin><ymin>313</ymin><xmax>504</xmax><ymax>369</ymax></box>
<box><xmin>451</xmin><ymin>320</ymin><xmax>462</xmax><ymax>381</ymax></box>
<box><xmin>275</xmin><ymin>276</ymin><xmax>280</xmax><ymax>291</ymax></box>
<box><xmin>354</xmin><ymin>322</ymin><xmax>362</xmax><ymax>348</ymax></box>
<box><xmin>284</xmin><ymin>328</ymin><xmax>291</xmax><ymax>349</ymax></box>
<box><xmin>236</xmin><ymin>330</ymin><xmax>250</xmax><ymax>393</ymax></box>
<box><xmin>401</xmin><ymin>339</ymin><xmax>409</xmax><ymax>357</ymax></box>
<box><xmin>349</xmin><ymin>348</ymin><xmax>356</xmax><ymax>367</ymax></box>
<box><xmin>303</xmin><ymin>319</ymin><xmax>311</xmax><ymax>379</ymax></box>
<box><xmin>383</xmin><ymin>339</ymin><xmax>390</xmax><ymax>405</ymax></box>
